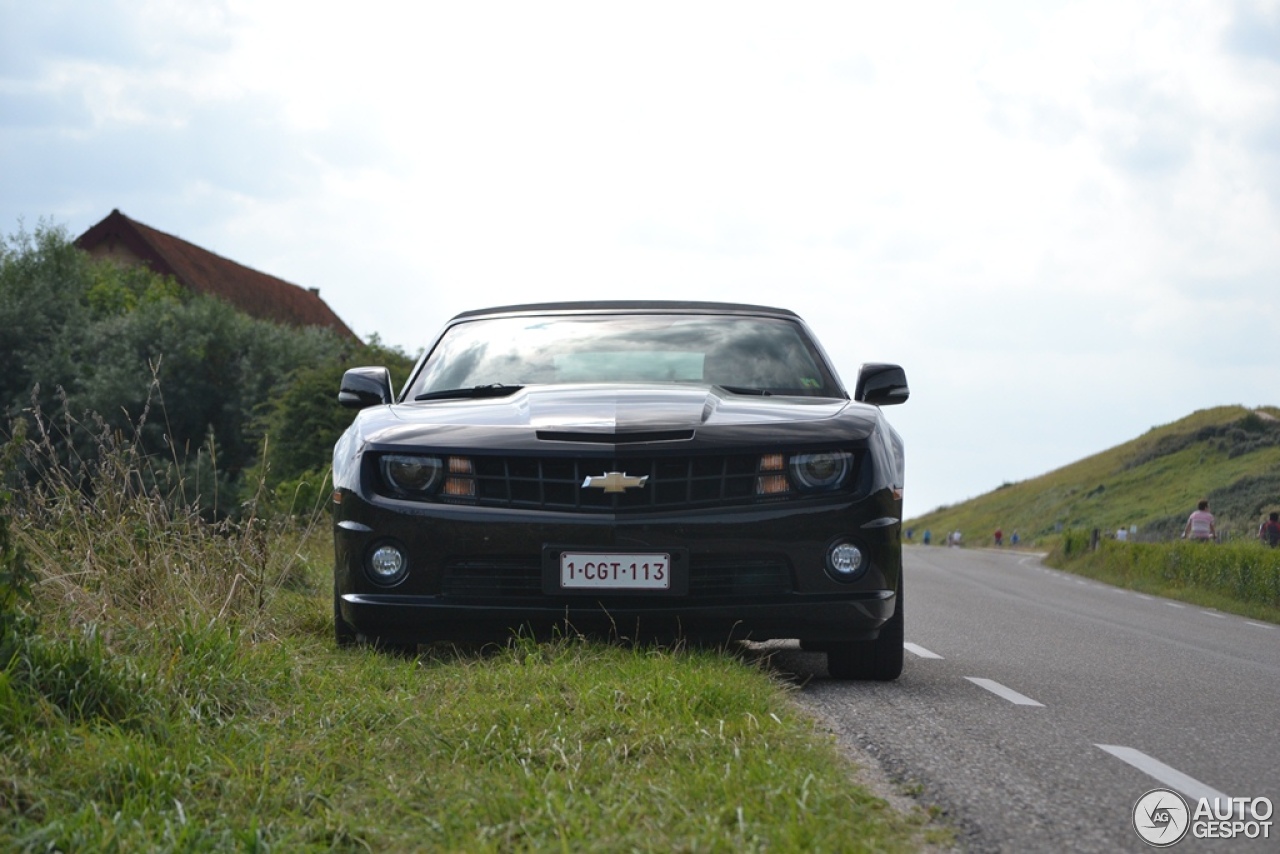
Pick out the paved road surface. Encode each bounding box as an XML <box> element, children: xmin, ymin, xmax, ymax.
<box><xmin>763</xmin><ymin>545</ymin><xmax>1280</xmax><ymax>852</ymax></box>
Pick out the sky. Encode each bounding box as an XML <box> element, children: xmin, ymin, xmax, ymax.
<box><xmin>2</xmin><ymin>0</ymin><xmax>1279</xmax><ymax>518</ymax></box>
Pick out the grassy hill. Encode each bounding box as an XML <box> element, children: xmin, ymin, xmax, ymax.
<box><xmin>906</xmin><ymin>405</ymin><xmax>1280</xmax><ymax>549</ymax></box>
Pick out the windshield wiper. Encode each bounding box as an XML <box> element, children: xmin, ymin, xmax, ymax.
<box><xmin>717</xmin><ymin>385</ymin><xmax>772</xmax><ymax>396</ymax></box>
<box><xmin>414</xmin><ymin>384</ymin><xmax>524</xmax><ymax>401</ymax></box>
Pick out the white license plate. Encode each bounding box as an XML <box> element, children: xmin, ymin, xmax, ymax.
<box><xmin>559</xmin><ymin>552</ymin><xmax>671</xmax><ymax>590</ymax></box>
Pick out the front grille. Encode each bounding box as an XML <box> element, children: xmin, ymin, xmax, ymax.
<box><xmin>441</xmin><ymin>556</ymin><xmax>793</xmax><ymax>600</ymax></box>
<box><xmin>464</xmin><ymin>453</ymin><xmax>771</xmax><ymax>512</ymax></box>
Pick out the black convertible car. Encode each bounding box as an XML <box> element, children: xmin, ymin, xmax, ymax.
<box><xmin>332</xmin><ymin>301</ymin><xmax>909</xmax><ymax>679</ymax></box>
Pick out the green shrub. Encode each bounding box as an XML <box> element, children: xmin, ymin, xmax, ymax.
<box><xmin>1</xmin><ymin>223</ymin><xmax>357</xmax><ymax>520</ymax></box>
<box><xmin>1058</xmin><ymin>528</ymin><xmax>1094</xmax><ymax>558</ymax></box>
<box><xmin>1050</xmin><ymin>531</ymin><xmax>1280</xmax><ymax>610</ymax></box>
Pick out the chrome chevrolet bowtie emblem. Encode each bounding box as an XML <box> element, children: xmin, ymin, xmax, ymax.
<box><xmin>582</xmin><ymin>471</ymin><xmax>649</xmax><ymax>493</ymax></box>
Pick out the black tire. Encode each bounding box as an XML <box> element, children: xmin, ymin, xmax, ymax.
<box><xmin>334</xmin><ymin>591</ymin><xmax>357</xmax><ymax>648</ymax></box>
<box><xmin>827</xmin><ymin>574</ymin><xmax>904</xmax><ymax>681</ymax></box>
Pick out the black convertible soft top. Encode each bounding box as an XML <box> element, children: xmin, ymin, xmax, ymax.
<box><xmin>450</xmin><ymin>300</ymin><xmax>800</xmax><ymax>321</ymax></box>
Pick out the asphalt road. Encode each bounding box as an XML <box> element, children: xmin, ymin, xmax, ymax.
<box><xmin>762</xmin><ymin>545</ymin><xmax>1280</xmax><ymax>852</ymax></box>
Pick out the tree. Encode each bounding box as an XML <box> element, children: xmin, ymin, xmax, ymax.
<box><xmin>251</xmin><ymin>339</ymin><xmax>415</xmax><ymax>513</ymax></box>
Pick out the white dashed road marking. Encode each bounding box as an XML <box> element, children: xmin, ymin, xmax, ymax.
<box><xmin>965</xmin><ymin>677</ymin><xmax>1045</xmax><ymax>707</ymax></box>
<box><xmin>904</xmin><ymin>642</ymin><xmax>942</xmax><ymax>659</ymax></box>
<box><xmin>1096</xmin><ymin>745</ymin><xmax>1229</xmax><ymax>805</ymax></box>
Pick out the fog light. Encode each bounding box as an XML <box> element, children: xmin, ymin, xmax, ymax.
<box><xmin>827</xmin><ymin>542</ymin><xmax>866</xmax><ymax>580</ymax></box>
<box><xmin>369</xmin><ymin>544</ymin><xmax>407</xmax><ymax>585</ymax></box>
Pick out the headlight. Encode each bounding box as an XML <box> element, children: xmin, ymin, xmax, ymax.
<box><xmin>789</xmin><ymin>451</ymin><xmax>852</xmax><ymax>491</ymax></box>
<box><xmin>380</xmin><ymin>454</ymin><xmax>444</xmax><ymax>495</ymax></box>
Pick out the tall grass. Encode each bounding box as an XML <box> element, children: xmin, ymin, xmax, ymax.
<box><xmin>1050</xmin><ymin>529</ymin><xmax>1280</xmax><ymax>619</ymax></box>
<box><xmin>6</xmin><ymin>389</ymin><xmax>319</xmax><ymax>632</ymax></box>
<box><xmin>1</xmin><ymin>392</ymin><xmax>321</xmax><ymax>733</ymax></box>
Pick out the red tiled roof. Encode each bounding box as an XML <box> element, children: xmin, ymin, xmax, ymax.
<box><xmin>75</xmin><ymin>209</ymin><xmax>358</xmax><ymax>341</ymax></box>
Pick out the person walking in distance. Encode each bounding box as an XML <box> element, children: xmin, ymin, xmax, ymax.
<box><xmin>1260</xmin><ymin>511</ymin><xmax>1280</xmax><ymax>548</ymax></box>
<box><xmin>1182</xmin><ymin>500</ymin><xmax>1216</xmax><ymax>542</ymax></box>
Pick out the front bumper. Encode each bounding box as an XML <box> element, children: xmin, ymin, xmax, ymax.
<box><xmin>334</xmin><ymin>489</ymin><xmax>902</xmax><ymax>645</ymax></box>
<box><xmin>338</xmin><ymin>593</ymin><xmax>895</xmax><ymax>644</ymax></box>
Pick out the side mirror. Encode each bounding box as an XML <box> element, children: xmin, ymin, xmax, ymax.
<box><xmin>854</xmin><ymin>363</ymin><xmax>909</xmax><ymax>406</ymax></box>
<box><xmin>338</xmin><ymin>366</ymin><xmax>394</xmax><ymax>409</ymax></box>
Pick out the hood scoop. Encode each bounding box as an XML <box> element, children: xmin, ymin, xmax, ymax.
<box><xmin>536</xmin><ymin>429</ymin><xmax>696</xmax><ymax>444</ymax></box>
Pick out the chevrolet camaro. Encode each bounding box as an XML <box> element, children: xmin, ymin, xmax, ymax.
<box><xmin>332</xmin><ymin>301</ymin><xmax>909</xmax><ymax>679</ymax></box>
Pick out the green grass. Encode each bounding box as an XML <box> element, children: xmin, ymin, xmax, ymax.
<box><xmin>3</xmin><ymin>621</ymin><xmax>926</xmax><ymax>851</ymax></box>
<box><xmin>0</xmin><ymin>413</ymin><xmax>941</xmax><ymax>852</ymax></box>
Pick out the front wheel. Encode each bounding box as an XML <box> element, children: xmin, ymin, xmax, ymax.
<box><xmin>826</xmin><ymin>576</ymin><xmax>904</xmax><ymax>681</ymax></box>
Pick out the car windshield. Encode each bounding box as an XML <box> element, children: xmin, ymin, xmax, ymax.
<box><xmin>405</xmin><ymin>314</ymin><xmax>842</xmax><ymax>399</ymax></box>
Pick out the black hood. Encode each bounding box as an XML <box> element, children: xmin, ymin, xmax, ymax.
<box><xmin>352</xmin><ymin>384</ymin><xmax>880</xmax><ymax>452</ymax></box>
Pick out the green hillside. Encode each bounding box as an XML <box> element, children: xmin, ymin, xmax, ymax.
<box><xmin>906</xmin><ymin>405</ymin><xmax>1280</xmax><ymax>549</ymax></box>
